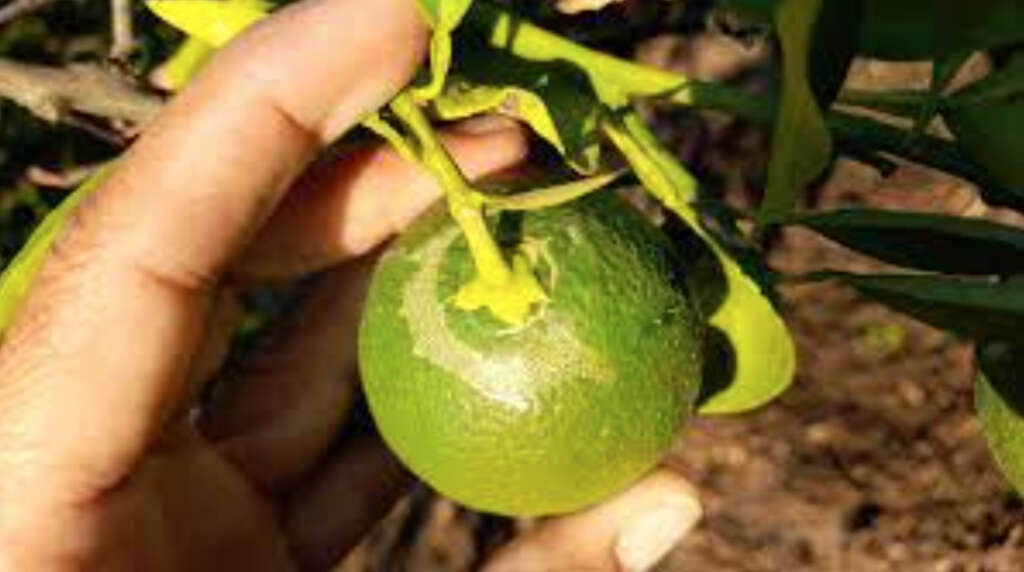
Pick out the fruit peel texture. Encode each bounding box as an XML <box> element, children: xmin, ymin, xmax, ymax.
<box><xmin>359</xmin><ymin>193</ymin><xmax>703</xmax><ymax>516</ymax></box>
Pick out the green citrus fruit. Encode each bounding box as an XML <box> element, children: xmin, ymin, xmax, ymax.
<box><xmin>358</xmin><ymin>192</ymin><xmax>703</xmax><ymax>516</ymax></box>
<box><xmin>976</xmin><ymin>342</ymin><xmax>1024</xmax><ymax>493</ymax></box>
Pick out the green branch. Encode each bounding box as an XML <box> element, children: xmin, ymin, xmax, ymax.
<box><xmin>389</xmin><ymin>91</ymin><xmax>547</xmax><ymax>326</ymax></box>
<box><xmin>389</xmin><ymin>91</ymin><xmax>512</xmax><ymax>285</ymax></box>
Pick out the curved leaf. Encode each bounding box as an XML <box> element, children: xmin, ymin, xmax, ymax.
<box><xmin>718</xmin><ymin>0</ymin><xmax>776</xmax><ymax>22</ymax></box>
<box><xmin>603</xmin><ymin>114</ymin><xmax>796</xmax><ymax>415</ymax></box>
<box><xmin>859</xmin><ymin>0</ymin><xmax>1024</xmax><ymax>60</ymax></box>
<box><xmin>976</xmin><ymin>342</ymin><xmax>1024</xmax><ymax>494</ymax></box>
<box><xmin>151</xmin><ymin>37</ymin><xmax>214</xmax><ymax>92</ymax></box>
<box><xmin>434</xmin><ymin>46</ymin><xmax>601</xmax><ymax>173</ymax></box>
<box><xmin>945</xmin><ymin>53</ymin><xmax>1024</xmax><ymax>191</ymax></box>
<box><xmin>694</xmin><ymin>248</ymin><xmax>797</xmax><ymax>414</ymax></box>
<box><xmin>761</xmin><ymin>0</ymin><xmax>832</xmax><ymax>221</ymax></box>
<box><xmin>836</xmin><ymin>273</ymin><xmax>1024</xmax><ymax>343</ymax></box>
<box><xmin>0</xmin><ymin>167</ymin><xmax>111</xmax><ymax>333</ymax></box>
<box><xmin>807</xmin><ymin>0</ymin><xmax>862</xmax><ymax>107</ymax></box>
<box><xmin>146</xmin><ymin>0</ymin><xmax>270</xmax><ymax>47</ymax></box>
<box><xmin>793</xmin><ymin>208</ymin><xmax>1024</xmax><ymax>275</ymax></box>
<box><xmin>414</xmin><ymin>0</ymin><xmax>475</xmax><ymax>101</ymax></box>
<box><xmin>723</xmin><ymin>0</ymin><xmax>1024</xmax><ymax>63</ymax></box>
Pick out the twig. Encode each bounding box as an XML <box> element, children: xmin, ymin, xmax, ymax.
<box><xmin>26</xmin><ymin>163</ymin><xmax>103</xmax><ymax>188</ymax></box>
<box><xmin>62</xmin><ymin>114</ymin><xmax>128</xmax><ymax>145</ymax></box>
<box><xmin>0</xmin><ymin>57</ymin><xmax>163</xmax><ymax>126</ymax></box>
<box><xmin>0</xmin><ymin>0</ymin><xmax>56</xmax><ymax>26</ymax></box>
<box><xmin>555</xmin><ymin>0</ymin><xmax>623</xmax><ymax>14</ymax></box>
<box><xmin>110</xmin><ymin>0</ymin><xmax>134</xmax><ymax>60</ymax></box>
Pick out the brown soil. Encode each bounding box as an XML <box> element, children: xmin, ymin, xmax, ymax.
<box><xmin>662</xmin><ymin>158</ymin><xmax>1024</xmax><ymax>572</ymax></box>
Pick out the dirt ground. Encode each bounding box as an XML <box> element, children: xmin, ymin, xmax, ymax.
<box><xmin>661</xmin><ymin>159</ymin><xmax>1024</xmax><ymax>572</ymax></box>
<box><xmin>335</xmin><ymin>33</ymin><xmax>1024</xmax><ymax>572</ymax></box>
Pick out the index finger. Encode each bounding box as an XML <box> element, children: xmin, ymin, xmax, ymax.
<box><xmin>0</xmin><ymin>0</ymin><xmax>427</xmax><ymax>507</ymax></box>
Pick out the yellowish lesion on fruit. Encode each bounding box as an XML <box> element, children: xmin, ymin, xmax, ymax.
<box><xmin>453</xmin><ymin>251</ymin><xmax>547</xmax><ymax>327</ymax></box>
<box><xmin>401</xmin><ymin>226</ymin><xmax>614</xmax><ymax>411</ymax></box>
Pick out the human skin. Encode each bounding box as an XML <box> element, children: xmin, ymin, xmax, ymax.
<box><xmin>0</xmin><ymin>0</ymin><xmax>700</xmax><ymax>570</ymax></box>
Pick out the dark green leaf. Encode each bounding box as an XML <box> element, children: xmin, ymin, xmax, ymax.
<box><xmin>718</xmin><ymin>0</ymin><xmax>776</xmax><ymax>22</ymax></box>
<box><xmin>808</xmin><ymin>0</ymin><xmax>862</xmax><ymax>106</ymax></box>
<box><xmin>761</xmin><ymin>0</ymin><xmax>832</xmax><ymax>221</ymax></box>
<box><xmin>793</xmin><ymin>209</ymin><xmax>1024</xmax><ymax>275</ymax></box>
<box><xmin>437</xmin><ymin>44</ymin><xmax>602</xmax><ymax>173</ymax></box>
<box><xmin>945</xmin><ymin>53</ymin><xmax>1024</xmax><ymax>190</ymax></box>
<box><xmin>858</xmin><ymin>0</ymin><xmax>1024</xmax><ymax>60</ymax></box>
<box><xmin>976</xmin><ymin>342</ymin><xmax>1024</xmax><ymax>494</ymax></box>
<box><xmin>836</xmin><ymin>273</ymin><xmax>1024</xmax><ymax>342</ymax></box>
<box><xmin>934</xmin><ymin>52</ymin><xmax>974</xmax><ymax>93</ymax></box>
<box><xmin>725</xmin><ymin>0</ymin><xmax>1024</xmax><ymax>61</ymax></box>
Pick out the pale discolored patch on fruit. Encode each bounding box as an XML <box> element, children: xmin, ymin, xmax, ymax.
<box><xmin>400</xmin><ymin>224</ymin><xmax>613</xmax><ymax>411</ymax></box>
<box><xmin>359</xmin><ymin>192</ymin><xmax>703</xmax><ymax>516</ymax></box>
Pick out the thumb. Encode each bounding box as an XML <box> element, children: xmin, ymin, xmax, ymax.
<box><xmin>484</xmin><ymin>469</ymin><xmax>702</xmax><ymax>572</ymax></box>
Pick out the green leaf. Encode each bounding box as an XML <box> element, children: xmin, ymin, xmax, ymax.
<box><xmin>481</xmin><ymin>170</ymin><xmax>623</xmax><ymax>211</ymax></box>
<box><xmin>944</xmin><ymin>53</ymin><xmax>1024</xmax><ymax>191</ymax></box>
<box><xmin>976</xmin><ymin>341</ymin><xmax>1024</xmax><ymax>495</ymax></box>
<box><xmin>858</xmin><ymin>0</ymin><xmax>1024</xmax><ymax>60</ymax></box>
<box><xmin>146</xmin><ymin>0</ymin><xmax>270</xmax><ymax>47</ymax></box>
<box><xmin>693</xmin><ymin>248</ymin><xmax>797</xmax><ymax>414</ymax></box>
<box><xmin>835</xmin><ymin>273</ymin><xmax>1024</xmax><ymax>343</ymax></box>
<box><xmin>934</xmin><ymin>52</ymin><xmax>973</xmax><ymax>94</ymax></box>
<box><xmin>760</xmin><ymin>0</ymin><xmax>832</xmax><ymax>221</ymax></box>
<box><xmin>724</xmin><ymin>0</ymin><xmax>1024</xmax><ymax>63</ymax></box>
<box><xmin>0</xmin><ymin>167</ymin><xmax>111</xmax><ymax>333</ymax></box>
<box><xmin>807</xmin><ymin>0</ymin><xmax>862</xmax><ymax>107</ymax></box>
<box><xmin>434</xmin><ymin>47</ymin><xmax>601</xmax><ymax>173</ymax></box>
<box><xmin>792</xmin><ymin>208</ymin><xmax>1024</xmax><ymax>275</ymax></box>
<box><xmin>462</xmin><ymin>3</ymin><xmax>684</xmax><ymax>107</ymax></box>
<box><xmin>152</xmin><ymin>37</ymin><xmax>214</xmax><ymax>92</ymax></box>
<box><xmin>602</xmin><ymin>113</ymin><xmax>796</xmax><ymax>415</ymax></box>
<box><xmin>718</xmin><ymin>0</ymin><xmax>776</xmax><ymax>23</ymax></box>
<box><xmin>414</xmin><ymin>0</ymin><xmax>475</xmax><ymax>101</ymax></box>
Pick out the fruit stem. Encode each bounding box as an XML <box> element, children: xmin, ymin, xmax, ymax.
<box><xmin>601</xmin><ymin>110</ymin><xmax>702</xmax><ymax>232</ymax></box>
<box><xmin>389</xmin><ymin>91</ymin><xmax>513</xmax><ymax>286</ymax></box>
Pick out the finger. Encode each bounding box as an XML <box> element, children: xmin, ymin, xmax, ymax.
<box><xmin>0</xmin><ymin>0</ymin><xmax>427</xmax><ymax>506</ymax></box>
<box><xmin>181</xmin><ymin>286</ymin><xmax>244</xmax><ymax>410</ymax></box>
<box><xmin>484</xmin><ymin>469</ymin><xmax>702</xmax><ymax>572</ymax></box>
<box><xmin>236</xmin><ymin>119</ymin><xmax>528</xmax><ymax>279</ymax></box>
<box><xmin>283</xmin><ymin>437</ymin><xmax>412</xmax><ymax>572</ymax></box>
<box><xmin>200</xmin><ymin>261</ymin><xmax>372</xmax><ymax>490</ymax></box>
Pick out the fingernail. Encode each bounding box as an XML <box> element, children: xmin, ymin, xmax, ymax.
<box><xmin>614</xmin><ymin>498</ymin><xmax>701</xmax><ymax>572</ymax></box>
<box><xmin>451</xmin><ymin>114</ymin><xmax>520</xmax><ymax>135</ymax></box>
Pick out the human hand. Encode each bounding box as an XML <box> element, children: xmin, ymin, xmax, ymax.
<box><xmin>0</xmin><ymin>0</ymin><xmax>700</xmax><ymax>570</ymax></box>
